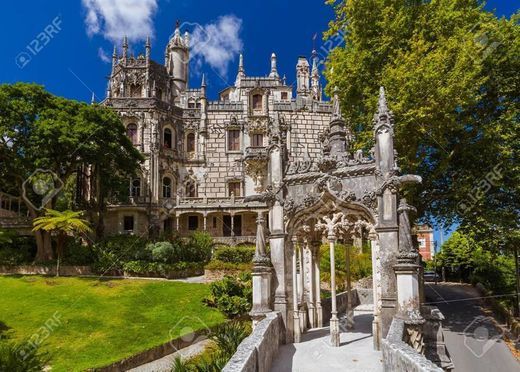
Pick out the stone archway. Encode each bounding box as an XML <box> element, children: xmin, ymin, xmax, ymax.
<box><xmin>284</xmin><ymin>190</ymin><xmax>380</xmax><ymax>346</ymax></box>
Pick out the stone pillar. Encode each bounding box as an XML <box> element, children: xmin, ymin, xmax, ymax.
<box><xmin>175</xmin><ymin>215</ymin><xmax>180</xmax><ymax>231</ymax></box>
<box><xmin>328</xmin><ymin>234</ymin><xmax>340</xmax><ymax>347</ymax></box>
<box><xmin>345</xmin><ymin>244</ymin><xmax>354</xmax><ymax>329</ymax></box>
<box><xmin>203</xmin><ymin>213</ymin><xmax>208</xmax><ymax>231</ymax></box>
<box><xmin>305</xmin><ymin>239</ymin><xmax>316</xmax><ymax>328</ymax></box>
<box><xmin>298</xmin><ymin>243</ymin><xmax>304</xmax><ymax>305</ymax></box>
<box><xmin>370</xmin><ymin>236</ymin><xmax>382</xmax><ymax>350</ymax></box>
<box><xmin>291</xmin><ymin>237</ymin><xmax>301</xmax><ymax>343</ymax></box>
<box><xmin>230</xmin><ymin>214</ymin><xmax>235</xmax><ymax>237</ymax></box>
<box><xmin>313</xmin><ymin>241</ymin><xmax>323</xmax><ymax>328</ymax></box>
<box><xmin>250</xmin><ymin>212</ymin><xmax>273</xmax><ymax>327</ymax></box>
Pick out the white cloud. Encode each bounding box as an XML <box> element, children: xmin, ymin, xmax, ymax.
<box><xmin>82</xmin><ymin>0</ymin><xmax>158</xmax><ymax>43</ymax></box>
<box><xmin>97</xmin><ymin>47</ymin><xmax>111</xmax><ymax>63</ymax></box>
<box><xmin>190</xmin><ymin>15</ymin><xmax>243</xmax><ymax>77</ymax></box>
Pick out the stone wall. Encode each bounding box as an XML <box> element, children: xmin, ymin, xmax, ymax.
<box><xmin>381</xmin><ymin>317</ymin><xmax>443</xmax><ymax>372</ymax></box>
<box><xmin>223</xmin><ymin>312</ymin><xmax>284</xmax><ymax>372</ymax></box>
<box><xmin>321</xmin><ymin>289</ymin><xmax>361</xmax><ymax>323</ymax></box>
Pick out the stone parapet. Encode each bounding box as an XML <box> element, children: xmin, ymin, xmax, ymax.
<box><xmin>382</xmin><ymin>316</ymin><xmax>443</xmax><ymax>372</ymax></box>
<box><xmin>223</xmin><ymin>312</ymin><xmax>284</xmax><ymax>372</ymax></box>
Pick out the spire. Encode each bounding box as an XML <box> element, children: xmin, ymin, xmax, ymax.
<box><xmin>269</xmin><ymin>52</ymin><xmax>279</xmax><ymax>79</ymax></box>
<box><xmin>90</xmin><ymin>92</ymin><xmax>96</xmax><ymax>105</ymax></box>
<box><xmin>236</xmin><ymin>53</ymin><xmax>245</xmax><ymax>86</ymax></box>
<box><xmin>122</xmin><ymin>36</ymin><xmax>128</xmax><ymax>63</ymax></box>
<box><xmin>374</xmin><ymin>86</ymin><xmax>394</xmax><ymax>131</ymax></box>
<box><xmin>311</xmin><ymin>48</ymin><xmax>321</xmax><ymax>101</ymax></box>
<box><xmin>201</xmin><ymin>73</ymin><xmax>207</xmax><ymax>97</ymax></box>
<box><xmin>111</xmin><ymin>45</ymin><xmax>117</xmax><ymax>74</ymax></box>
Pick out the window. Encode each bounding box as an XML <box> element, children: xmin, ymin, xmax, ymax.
<box><xmin>127</xmin><ymin>124</ymin><xmax>138</xmax><ymax>145</ymax></box>
<box><xmin>163</xmin><ymin>177</ymin><xmax>172</xmax><ymax>198</ymax></box>
<box><xmin>164</xmin><ymin>128</ymin><xmax>172</xmax><ymax>149</ymax></box>
<box><xmin>418</xmin><ymin>238</ymin><xmax>426</xmax><ymax>249</ymax></box>
<box><xmin>186</xmin><ymin>133</ymin><xmax>195</xmax><ymax>153</ymax></box>
<box><xmin>156</xmin><ymin>88</ymin><xmax>163</xmax><ymax>101</ymax></box>
<box><xmin>228</xmin><ymin>181</ymin><xmax>241</xmax><ymax>197</ymax></box>
<box><xmin>227</xmin><ymin>130</ymin><xmax>240</xmax><ymax>151</ymax></box>
<box><xmin>130</xmin><ymin>85</ymin><xmax>141</xmax><ymax>98</ymax></box>
<box><xmin>213</xmin><ymin>217</ymin><xmax>217</xmax><ymax>229</ymax></box>
<box><xmin>188</xmin><ymin>215</ymin><xmax>199</xmax><ymax>230</ymax></box>
<box><xmin>251</xmin><ymin>133</ymin><xmax>264</xmax><ymax>147</ymax></box>
<box><xmin>123</xmin><ymin>216</ymin><xmax>134</xmax><ymax>231</ymax></box>
<box><xmin>188</xmin><ymin>99</ymin><xmax>196</xmax><ymax>109</ymax></box>
<box><xmin>252</xmin><ymin>94</ymin><xmax>262</xmax><ymax>110</ymax></box>
<box><xmin>185</xmin><ymin>181</ymin><xmax>197</xmax><ymax>197</ymax></box>
<box><xmin>281</xmin><ymin>92</ymin><xmax>288</xmax><ymax>100</ymax></box>
<box><xmin>131</xmin><ymin>178</ymin><xmax>141</xmax><ymax>197</ymax></box>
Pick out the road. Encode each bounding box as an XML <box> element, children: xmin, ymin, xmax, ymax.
<box><xmin>424</xmin><ymin>282</ymin><xmax>519</xmax><ymax>372</ymax></box>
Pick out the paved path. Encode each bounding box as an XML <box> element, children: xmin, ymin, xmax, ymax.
<box><xmin>425</xmin><ymin>282</ymin><xmax>519</xmax><ymax>372</ymax></box>
<box><xmin>127</xmin><ymin>339</ymin><xmax>210</xmax><ymax>372</ymax></box>
<box><xmin>270</xmin><ymin>310</ymin><xmax>383</xmax><ymax>372</ymax></box>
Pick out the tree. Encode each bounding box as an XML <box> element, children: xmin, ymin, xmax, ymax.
<box><xmin>0</xmin><ymin>83</ymin><xmax>143</xmax><ymax>260</ymax></box>
<box><xmin>32</xmin><ymin>209</ymin><xmax>92</xmax><ymax>276</ymax></box>
<box><xmin>324</xmin><ymin>0</ymin><xmax>519</xmax><ymax>236</ymax></box>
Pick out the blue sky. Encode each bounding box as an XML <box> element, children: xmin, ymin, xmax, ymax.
<box><xmin>0</xmin><ymin>0</ymin><xmax>517</xmax><ymax>247</ymax></box>
<box><xmin>1</xmin><ymin>0</ymin><xmax>516</xmax><ymax>103</ymax></box>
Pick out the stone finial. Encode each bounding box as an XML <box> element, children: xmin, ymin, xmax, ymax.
<box><xmin>269</xmin><ymin>52</ymin><xmax>279</xmax><ymax>79</ymax></box>
<box><xmin>122</xmin><ymin>35</ymin><xmax>128</xmax><ymax>62</ymax></box>
<box><xmin>236</xmin><ymin>53</ymin><xmax>246</xmax><ymax>86</ymax></box>
<box><xmin>332</xmin><ymin>86</ymin><xmax>341</xmax><ymax>119</ymax></box>
<box><xmin>374</xmin><ymin>86</ymin><xmax>394</xmax><ymax>132</ymax></box>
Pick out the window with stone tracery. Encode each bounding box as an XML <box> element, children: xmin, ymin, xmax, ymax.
<box><xmin>252</xmin><ymin>94</ymin><xmax>262</xmax><ymax>110</ymax></box>
<box><xmin>164</xmin><ymin>128</ymin><xmax>172</xmax><ymax>148</ymax></box>
<box><xmin>251</xmin><ymin>133</ymin><xmax>264</xmax><ymax>147</ymax></box>
<box><xmin>186</xmin><ymin>133</ymin><xmax>195</xmax><ymax>153</ymax></box>
<box><xmin>130</xmin><ymin>178</ymin><xmax>141</xmax><ymax>197</ymax></box>
<box><xmin>126</xmin><ymin>124</ymin><xmax>138</xmax><ymax>145</ymax></box>
<box><xmin>227</xmin><ymin>130</ymin><xmax>240</xmax><ymax>151</ymax></box>
<box><xmin>163</xmin><ymin>177</ymin><xmax>172</xmax><ymax>198</ymax></box>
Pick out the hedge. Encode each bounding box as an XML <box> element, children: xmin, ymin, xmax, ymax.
<box><xmin>213</xmin><ymin>246</ymin><xmax>255</xmax><ymax>264</ymax></box>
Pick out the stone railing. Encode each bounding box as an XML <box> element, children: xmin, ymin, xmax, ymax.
<box><xmin>213</xmin><ymin>236</ymin><xmax>256</xmax><ymax>246</ymax></box>
<box><xmin>223</xmin><ymin>312</ymin><xmax>283</xmax><ymax>372</ymax></box>
<box><xmin>382</xmin><ymin>317</ymin><xmax>444</xmax><ymax>372</ymax></box>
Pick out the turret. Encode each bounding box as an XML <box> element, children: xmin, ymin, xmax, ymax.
<box><xmin>145</xmin><ymin>36</ymin><xmax>151</xmax><ymax>63</ymax></box>
<box><xmin>269</xmin><ymin>53</ymin><xmax>279</xmax><ymax>79</ymax></box>
<box><xmin>165</xmin><ymin>21</ymin><xmax>189</xmax><ymax>94</ymax></box>
<box><xmin>296</xmin><ymin>56</ymin><xmax>310</xmax><ymax>97</ymax></box>
<box><xmin>328</xmin><ymin>87</ymin><xmax>348</xmax><ymax>156</ymax></box>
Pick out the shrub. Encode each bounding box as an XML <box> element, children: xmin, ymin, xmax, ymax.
<box><xmin>122</xmin><ymin>261</ymin><xmax>204</xmax><ymax>277</ymax></box>
<box><xmin>0</xmin><ymin>236</ymin><xmax>36</xmax><ymax>265</ymax></box>
<box><xmin>183</xmin><ymin>232</ymin><xmax>213</xmax><ymax>263</ymax></box>
<box><xmin>93</xmin><ymin>235</ymin><xmax>149</xmax><ymax>263</ymax></box>
<box><xmin>146</xmin><ymin>241</ymin><xmax>175</xmax><ymax>263</ymax></box>
<box><xmin>213</xmin><ymin>246</ymin><xmax>255</xmax><ymax>264</ymax></box>
<box><xmin>0</xmin><ymin>338</ymin><xmax>49</xmax><ymax>372</ymax></box>
<box><xmin>204</xmin><ymin>273</ymin><xmax>252</xmax><ymax>318</ymax></box>
<box><xmin>204</xmin><ymin>260</ymin><xmax>252</xmax><ymax>272</ymax></box>
<box><xmin>62</xmin><ymin>238</ymin><xmax>95</xmax><ymax>265</ymax></box>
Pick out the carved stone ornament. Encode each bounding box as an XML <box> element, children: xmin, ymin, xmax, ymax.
<box><xmin>362</xmin><ymin>189</ymin><xmax>377</xmax><ymax>210</ymax></box>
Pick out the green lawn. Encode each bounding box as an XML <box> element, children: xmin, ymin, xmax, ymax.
<box><xmin>0</xmin><ymin>275</ymin><xmax>226</xmax><ymax>371</ymax></box>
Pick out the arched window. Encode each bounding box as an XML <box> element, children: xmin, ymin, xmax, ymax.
<box><xmin>131</xmin><ymin>178</ymin><xmax>141</xmax><ymax>197</ymax></box>
<box><xmin>253</xmin><ymin>94</ymin><xmax>262</xmax><ymax>110</ymax></box>
<box><xmin>164</xmin><ymin>128</ymin><xmax>172</xmax><ymax>149</ymax></box>
<box><xmin>163</xmin><ymin>177</ymin><xmax>172</xmax><ymax>198</ymax></box>
<box><xmin>127</xmin><ymin>124</ymin><xmax>138</xmax><ymax>145</ymax></box>
<box><xmin>186</xmin><ymin>133</ymin><xmax>195</xmax><ymax>153</ymax></box>
<box><xmin>185</xmin><ymin>181</ymin><xmax>197</xmax><ymax>197</ymax></box>
<box><xmin>188</xmin><ymin>99</ymin><xmax>196</xmax><ymax>109</ymax></box>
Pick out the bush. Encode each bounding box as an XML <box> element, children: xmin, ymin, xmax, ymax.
<box><xmin>93</xmin><ymin>235</ymin><xmax>149</xmax><ymax>263</ymax></box>
<box><xmin>146</xmin><ymin>241</ymin><xmax>176</xmax><ymax>263</ymax></box>
<box><xmin>0</xmin><ymin>236</ymin><xmax>36</xmax><ymax>265</ymax></box>
<box><xmin>213</xmin><ymin>246</ymin><xmax>255</xmax><ymax>264</ymax></box>
<box><xmin>204</xmin><ymin>260</ymin><xmax>252</xmax><ymax>272</ymax></box>
<box><xmin>0</xmin><ymin>338</ymin><xmax>49</xmax><ymax>372</ymax></box>
<box><xmin>183</xmin><ymin>232</ymin><xmax>213</xmax><ymax>263</ymax></box>
<box><xmin>62</xmin><ymin>238</ymin><xmax>95</xmax><ymax>265</ymax></box>
<box><xmin>122</xmin><ymin>260</ymin><xmax>204</xmax><ymax>277</ymax></box>
<box><xmin>204</xmin><ymin>273</ymin><xmax>252</xmax><ymax>318</ymax></box>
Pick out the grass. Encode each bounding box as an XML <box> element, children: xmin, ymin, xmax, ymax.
<box><xmin>0</xmin><ymin>275</ymin><xmax>226</xmax><ymax>371</ymax></box>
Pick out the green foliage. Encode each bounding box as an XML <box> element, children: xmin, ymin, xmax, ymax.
<box><xmin>204</xmin><ymin>260</ymin><xmax>252</xmax><ymax>272</ymax></box>
<box><xmin>324</xmin><ymin>0</ymin><xmax>519</xmax><ymax>243</ymax></box>
<box><xmin>61</xmin><ymin>238</ymin><xmax>95</xmax><ymax>265</ymax></box>
<box><xmin>0</xmin><ymin>338</ymin><xmax>49</xmax><ymax>372</ymax></box>
<box><xmin>436</xmin><ymin>230</ymin><xmax>516</xmax><ymax>308</ymax></box>
<box><xmin>171</xmin><ymin>321</ymin><xmax>250</xmax><ymax>372</ymax></box>
<box><xmin>320</xmin><ymin>243</ymin><xmax>372</xmax><ymax>291</ymax></box>
<box><xmin>204</xmin><ymin>273</ymin><xmax>253</xmax><ymax>319</ymax></box>
<box><xmin>91</xmin><ymin>235</ymin><xmax>149</xmax><ymax>272</ymax></box>
<box><xmin>121</xmin><ymin>261</ymin><xmax>204</xmax><ymax>277</ymax></box>
<box><xmin>0</xmin><ymin>236</ymin><xmax>36</xmax><ymax>265</ymax></box>
<box><xmin>213</xmin><ymin>246</ymin><xmax>255</xmax><ymax>264</ymax></box>
<box><xmin>184</xmin><ymin>232</ymin><xmax>213</xmax><ymax>263</ymax></box>
<box><xmin>146</xmin><ymin>241</ymin><xmax>176</xmax><ymax>263</ymax></box>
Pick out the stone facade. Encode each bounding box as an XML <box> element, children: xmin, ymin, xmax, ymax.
<box><xmin>99</xmin><ymin>24</ymin><xmax>332</xmax><ymax>242</ymax></box>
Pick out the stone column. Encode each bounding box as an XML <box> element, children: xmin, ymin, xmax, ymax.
<box><xmin>328</xmin><ymin>234</ymin><xmax>340</xmax><ymax>347</ymax></box>
<box><xmin>313</xmin><ymin>242</ymin><xmax>323</xmax><ymax>328</ymax></box>
<box><xmin>305</xmin><ymin>239</ymin><xmax>316</xmax><ymax>328</ymax></box>
<box><xmin>370</xmin><ymin>235</ymin><xmax>382</xmax><ymax>350</ymax></box>
<box><xmin>203</xmin><ymin>213</ymin><xmax>208</xmax><ymax>231</ymax></box>
<box><xmin>345</xmin><ymin>243</ymin><xmax>354</xmax><ymax>329</ymax></box>
<box><xmin>175</xmin><ymin>215</ymin><xmax>180</xmax><ymax>232</ymax></box>
<box><xmin>291</xmin><ymin>236</ymin><xmax>301</xmax><ymax>343</ymax></box>
<box><xmin>230</xmin><ymin>214</ymin><xmax>235</xmax><ymax>237</ymax></box>
<box><xmin>249</xmin><ymin>212</ymin><xmax>273</xmax><ymax>328</ymax></box>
